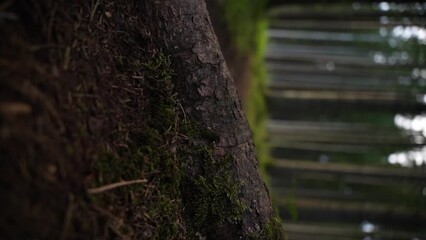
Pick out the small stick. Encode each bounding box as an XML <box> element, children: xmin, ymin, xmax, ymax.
<box><xmin>177</xmin><ymin>100</ymin><xmax>187</xmax><ymax>123</ymax></box>
<box><xmin>88</xmin><ymin>179</ymin><xmax>148</xmax><ymax>194</ymax></box>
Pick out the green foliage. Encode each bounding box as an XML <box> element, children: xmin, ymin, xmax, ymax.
<box><xmin>245</xmin><ymin>20</ymin><xmax>271</xmax><ymax>175</ymax></box>
<box><xmin>285</xmin><ymin>192</ymin><xmax>298</xmax><ymax>221</ymax></box>
<box><xmin>223</xmin><ymin>0</ymin><xmax>267</xmax><ymax>53</ymax></box>
<box><xmin>221</xmin><ymin>0</ymin><xmax>271</xmax><ymax>173</ymax></box>
<box><xmin>220</xmin><ymin>2</ymin><xmax>288</xmax><ymax>238</ymax></box>
<box><xmin>221</xmin><ymin>0</ymin><xmax>270</xmax><ymax>162</ymax></box>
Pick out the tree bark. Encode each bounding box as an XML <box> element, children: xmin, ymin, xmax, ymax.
<box><xmin>0</xmin><ymin>0</ymin><xmax>283</xmax><ymax>239</ymax></box>
<box><xmin>140</xmin><ymin>1</ymin><xmax>281</xmax><ymax>239</ymax></box>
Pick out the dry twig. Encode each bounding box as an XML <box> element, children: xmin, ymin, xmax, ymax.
<box><xmin>88</xmin><ymin>179</ymin><xmax>148</xmax><ymax>194</ymax></box>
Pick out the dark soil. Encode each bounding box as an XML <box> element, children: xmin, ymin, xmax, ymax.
<box><xmin>1</xmin><ymin>1</ymin><xmax>186</xmax><ymax>239</ymax></box>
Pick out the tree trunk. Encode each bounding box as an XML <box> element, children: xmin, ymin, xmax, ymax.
<box><xmin>0</xmin><ymin>0</ymin><xmax>283</xmax><ymax>239</ymax></box>
<box><xmin>278</xmin><ymin>197</ymin><xmax>426</xmax><ymax>230</ymax></box>
<box><xmin>140</xmin><ymin>1</ymin><xmax>282</xmax><ymax>239</ymax></box>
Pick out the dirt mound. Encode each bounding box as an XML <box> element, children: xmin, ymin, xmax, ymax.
<box><xmin>1</xmin><ymin>2</ymin><xmax>185</xmax><ymax>238</ymax></box>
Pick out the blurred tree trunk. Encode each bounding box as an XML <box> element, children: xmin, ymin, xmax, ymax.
<box><xmin>267</xmin><ymin>0</ymin><xmax>414</xmax><ymax>8</ymax></box>
<box><xmin>279</xmin><ymin>197</ymin><xmax>426</xmax><ymax>229</ymax></box>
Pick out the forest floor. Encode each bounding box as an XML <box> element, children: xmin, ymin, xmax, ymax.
<box><xmin>1</xmin><ymin>2</ymin><xmax>190</xmax><ymax>238</ymax></box>
<box><xmin>0</xmin><ymin>1</ymin><xmax>270</xmax><ymax>239</ymax></box>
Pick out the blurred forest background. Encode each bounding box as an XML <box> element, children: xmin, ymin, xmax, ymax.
<box><xmin>208</xmin><ymin>0</ymin><xmax>426</xmax><ymax>239</ymax></box>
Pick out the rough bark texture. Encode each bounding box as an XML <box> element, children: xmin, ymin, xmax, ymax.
<box><xmin>0</xmin><ymin>0</ymin><xmax>283</xmax><ymax>239</ymax></box>
<box><xmin>141</xmin><ymin>1</ymin><xmax>277</xmax><ymax>238</ymax></box>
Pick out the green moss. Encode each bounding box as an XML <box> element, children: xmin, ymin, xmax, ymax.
<box><xmin>183</xmin><ymin>147</ymin><xmax>246</xmax><ymax>239</ymax></box>
<box><xmin>90</xmin><ymin>50</ymin><xmax>187</xmax><ymax>238</ymax></box>
<box><xmin>179</xmin><ymin>118</ymin><xmax>247</xmax><ymax>238</ymax></box>
<box><xmin>91</xmin><ymin>48</ymin><xmax>275</xmax><ymax>239</ymax></box>
<box><xmin>222</xmin><ymin>0</ymin><xmax>267</xmax><ymax>53</ymax></box>
<box><xmin>194</xmin><ymin>152</ymin><xmax>246</xmax><ymax>224</ymax></box>
<box><xmin>249</xmin><ymin>217</ymin><xmax>287</xmax><ymax>240</ymax></box>
<box><xmin>93</xmin><ymin>147</ymin><xmax>145</xmax><ymax>190</ymax></box>
<box><xmin>259</xmin><ymin>217</ymin><xmax>287</xmax><ymax>240</ymax></box>
<box><xmin>143</xmin><ymin>51</ymin><xmax>176</xmax><ymax>132</ymax></box>
<box><xmin>181</xmin><ymin>120</ymin><xmax>202</xmax><ymax>139</ymax></box>
<box><xmin>182</xmin><ymin>120</ymin><xmax>219</xmax><ymax>143</ymax></box>
<box><xmin>138</xmin><ymin>49</ymin><xmax>246</xmax><ymax>238</ymax></box>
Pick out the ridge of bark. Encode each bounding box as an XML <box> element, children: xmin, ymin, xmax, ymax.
<box><xmin>141</xmin><ymin>1</ymin><xmax>282</xmax><ymax>239</ymax></box>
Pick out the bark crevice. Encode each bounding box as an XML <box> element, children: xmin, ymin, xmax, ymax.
<box><xmin>141</xmin><ymin>0</ymin><xmax>283</xmax><ymax>239</ymax></box>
